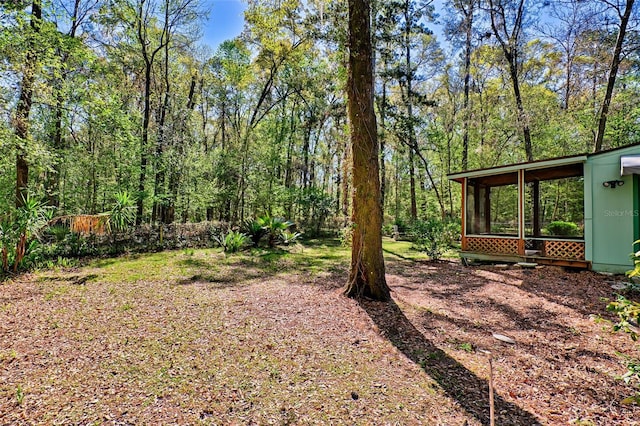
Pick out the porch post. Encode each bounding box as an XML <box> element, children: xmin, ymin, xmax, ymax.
<box><xmin>461</xmin><ymin>177</ymin><xmax>467</xmax><ymax>251</ymax></box>
<box><xmin>484</xmin><ymin>186</ymin><xmax>491</xmax><ymax>232</ymax></box>
<box><xmin>532</xmin><ymin>180</ymin><xmax>540</xmax><ymax>237</ymax></box>
<box><xmin>518</xmin><ymin>169</ymin><xmax>525</xmax><ymax>255</ymax></box>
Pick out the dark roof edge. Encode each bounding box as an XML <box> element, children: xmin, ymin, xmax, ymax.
<box><xmin>447</xmin><ymin>142</ymin><xmax>640</xmax><ymax>178</ymax></box>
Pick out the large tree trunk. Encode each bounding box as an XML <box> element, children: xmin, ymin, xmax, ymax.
<box><xmin>594</xmin><ymin>0</ymin><xmax>634</xmax><ymax>152</ymax></box>
<box><xmin>344</xmin><ymin>0</ymin><xmax>389</xmax><ymax>301</ymax></box>
<box><xmin>14</xmin><ymin>0</ymin><xmax>42</xmax><ymax>207</ymax></box>
<box><xmin>408</xmin><ymin>148</ymin><xmax>418</xmax><ymax>220</ymax></box>
<box><xmin>153</xmin><ymin>35</ymin><xmax>171</xmax><ymax>224</ymax></box>
<box><xmin>137</xmin><ymin>62</ymin><xmax>152</xmax><ymax>224</ymax></box>
<box><xmin>379</xmin><ymin>81</ymin><xmax>387</xmax><ymax>212</ymax></box>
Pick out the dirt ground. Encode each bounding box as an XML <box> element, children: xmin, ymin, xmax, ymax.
<box><xmin>380</xmin><ymin>259</ymin><xmax>640</xmax><ymax>425</ymax></box>
<box><xmin>0</xmin><ymin>249</ymin><xmax>639</xmax><ymax>425</ymax></box>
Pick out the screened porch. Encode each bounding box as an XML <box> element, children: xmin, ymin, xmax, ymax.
<box><xmin>449</xmin><ymin>155</ymin><xmax>590</xmax><ymax>268</ymax></box>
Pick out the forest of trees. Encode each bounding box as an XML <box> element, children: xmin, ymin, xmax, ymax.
<box><xmin>2</xmin><ymin>0</ymin><xmax>640</xmax><ymax>229</ymax></box>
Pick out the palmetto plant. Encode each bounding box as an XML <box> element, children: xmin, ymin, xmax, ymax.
<box><xmin>47</xmin><ymin>224</ymin><xmax>71</xmax><ymax>243</ymax></box>
<box><xmin>242</xmin><ymin>218</ymin><xmax>267</xmax><ymax>246</ymax></box>
<box><xmin>280</xmin><ymin>229</ymin><xmax>302</xmax><ymax>245</ymax></box>
<box><xmin>214</xmin><ymin>230</ymin><xmax>248</xmax><ymax>253</ymax></box>
<box><xmin>258</xmin><ymin>215</ymin><xmax>294</xmax><ymax>248</ymax></box>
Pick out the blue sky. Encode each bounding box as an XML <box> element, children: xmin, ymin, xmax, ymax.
<box><xmin>198</xmin><ymin>0</ymin><xmax>447</xmax><ymax>51</ymax></box>
<box><xmin>201</xmin><ymin>0</ymin><xmax>247</xmax><ymax>49</ymax></box>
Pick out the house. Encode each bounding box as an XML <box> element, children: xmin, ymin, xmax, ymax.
<box><xmin>448</xmin><ymin>143</ymin><xmax>640</xmax><ymax>273</ymax></box>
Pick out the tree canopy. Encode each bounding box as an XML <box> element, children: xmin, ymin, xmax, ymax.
<box><xmin>1</xmin><ymin>0</ymin><xmax>639</xmax><ymax>228</ymax></box>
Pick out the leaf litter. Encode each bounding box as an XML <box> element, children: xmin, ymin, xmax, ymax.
<box><xmin>0</xmin><ymin>248</ymin><xmax>638</xmax><ymax>425</ymax></box>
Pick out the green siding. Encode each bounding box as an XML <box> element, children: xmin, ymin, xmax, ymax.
<box><xmin>587</xmin><ymin>146</ymin><xmax>640</xmax><ymax>273</ymax></box>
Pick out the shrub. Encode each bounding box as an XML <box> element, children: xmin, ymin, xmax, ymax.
<box><xmin>9</xmin><ymin>196</ymin><xmax>50</xmax><ymax>273</ymax></box>
<box><xmin>47</xmin><ymin>224</ymin><xmax>70</xmax><ymax>243</ymax></box>
<box><xmin>339</xmin><ymin>224</ymin><xmax>354</xmax><ymax>247</ymax></box>
<box><xmin>409</xmin><ymin>219</ymin><xmax>449</xmax><ymax>261</ymax></box>
<box><xmin>109</xmin><ymin>191</ymin><xmax>136</xmax><ymax>233</ymax></box>
<box><xmin>242</xmin><ymin>218</ymin><xmax>266</xmax><ymax>247</ymax></box>
<box><xmin>280</xmin><ymin>230</ymin><xmax>302</xmax><ymax>245</ymax></box>
<box><xmin>296</xmin><ymin>188</ymin><xmax>335</xmax><ymax>237</ymax></box>
<box><xmin>545</xmin><ymin>221</ymin><xmax>579</xmax><ymax>236</ymax></box>
<box><xmin>257</xmin><ymin>215</ymin><xmax>294</xmax><ymax>248</ymax></box>
<box><xmin>606</xmin><ymin>241</ymin><xmax>640</xmax><ymax>404</ymax></box>
<box><xmin>215</xmin><ymin>230</ymin><xmax>248</xmax><ymax>253</ymax></box>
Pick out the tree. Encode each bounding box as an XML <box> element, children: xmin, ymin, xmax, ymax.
<box><xmin>594</xmin><ymin>0</ymin><xmax>636</xmax><ymax>152</ymax></box>
<box><xmin>447</xmin><ymin>0</ymin><xmax>479</xmax><ymax>170</ymax></box>
<box><xmin>13</xmin><ymin>0</ymin><xmax>43</xmax><ymax>207</ymax></box>
<box><xmin>344</xmin><ymin>0</ymin><xmax>390</xmax><ymax>301</ymax></box>
<box><xmin>487</xmin><ymin>0</ymin><xmax>535</xmax><ymax>161</ymax></box>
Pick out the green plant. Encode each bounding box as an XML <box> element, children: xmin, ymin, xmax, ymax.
<box><xmin>215</xmin><ymin>230</ymin><xmax>248</xmax><ymax>253</ymax></box>
<box><xmin>63</xmin><ymin>232</ymin><xmax>85</xmax><ymax>257</ymax></box>
<box><xmin>47</xmin><ymin>224</ymin><xmax>70</xmax><ymax>243</ymax></box>
<box><xmin>606</xmin><ymin>240</ymin><xmax>640</xmax><ymax>404</ymax></box>
<box><xmin>12</xmin><ymin>196</ymin><xmax>50</xmax><ymax>272</ymax></box>
<box><xmin>55</xmin><ymin>257</ymin><xmax>77</xmax><ymax>269</ymax></box>
<box><xmin>242</xmin><ymin>218</ymin><xmax>267</xmax><ymax>246</ymax></box>
<box><xmin>458</xmin><ymin>342</ymin><xmax>474</xmax><ymax>353</ymax></box>
<box><xmin>258</xmin><ymin>215</ymin><xmax>294</xmax><ymax>248</ymax></box>
<box><xmin>0</xmin><ymin>218</ymin><xmax>14</xmax><ymax>273</ymax></box>
<box><xmin>619</xmin><ymin>353</ymin><xmax>640</xmax><ymax>385</ymax></box>
<box><xmin>545</xmin><ymin>221</ymin><xmax>579</xmax><ymax>237</ymax></box>
<box><xmin>409</xmin><ymin>219</ymin><xmax>448</xmax><ymax>261</ymax></box>
<box><xmin>607</xmin><ymin>295</ymin><xmax>640</xmax><ymax>341</ymax></box>
<box><xmin>109</xmin><ymin>191</ymin><xmax>136</xmax><ymax>233</ymax></box>
<box><xmin>16</xmin><ymin>385</ymin><xmax>24</xmax><ymax>405</ymax></box>
<box><xmin>20</xmin><ymin>240</ymin><xmax>44</xmax><ymax>270</ymax></box>
<box><xmin>280</xmin><ymin>230</ymin><xmax>302</xmax><ymax>245</ymax></box>
<box><xmin>339</xmin><ymin>224</ymin><xmax>354</xmax><ymax>247</ymax></box>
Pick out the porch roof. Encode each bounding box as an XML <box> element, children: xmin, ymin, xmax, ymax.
<box><xmin>447</xmin><ymin>154</ymin><xmax>588</xmax><ymax>183</ymax></box>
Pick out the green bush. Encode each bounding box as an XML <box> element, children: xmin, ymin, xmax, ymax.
<box><xmin>409</xmin><ymin>219</ymin><xmax>449</xmax><ymax>261</ymax></box>
<box><xmin>606</xmin><ymin>240</ymin><xmax>640</xmax><ymax>404</ymax></box>
<box><xmin>215</xmin><ymin>230</ymin><xmax>248</xmax><ymax>253</ymax></box>
<box><xmin>339</xmin><ymin>224</ymin><xmax>354</xmax><ymax>247</ymax></box>
<box><xmin>257</xmin><ymin>215</ymin><xmax>294</xmax><ymax>248</ymax></box>
<box><xmin>242</xmin><ymin>218</ymin><xmax>266</xmax><ymax>246</ymax></box>
<box><xmin>1</xmin><ymin>196</ymin><xmax>51</xmax><ymax>274</ymax></box>
<box><xmin>109</xmin><ymin>191</ymin><xmax>136</xmax><ymax>233</ymax></box>
<box><xmin>47</xmin><ymin>224</ymin><xmax>71</xmax><ymax>243</ymax></box>
<box><xmin>280</xmin><ymin>230</ymin><xmax>302</xmax><ymax>245</ymax></box>
<box><xmin>545</xmin><ymin>221</ymin><xmax>579</xmax><ymax>236</ymax></box>
<box><xmin>382</xmin><ymin>224</ymin><xmax>395</xmax><ymax>237</ymax></box>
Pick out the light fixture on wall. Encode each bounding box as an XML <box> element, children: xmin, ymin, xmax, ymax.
<box><xmin>603</xmin><ymin>179</ymin><xmax>625</xmax><ymax>189</ymax></box>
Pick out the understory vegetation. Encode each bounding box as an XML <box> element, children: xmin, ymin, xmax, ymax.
<box><xmin>606</xmin><ymin>241</ymin><xmax>640</xmax><ymax>404</ymax></box>
<box><xmin>1</xmin><ymin>189</ymin><xmax>457</xmax><ymax>276</ymax></box>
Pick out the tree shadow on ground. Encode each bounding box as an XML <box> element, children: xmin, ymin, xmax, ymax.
<box><xmin>360</xmin><ymin>299</ymin><xmax>542</xmax><ymax>426</ymax></box>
